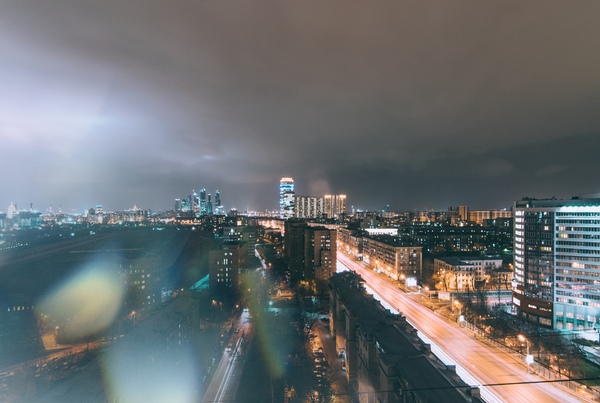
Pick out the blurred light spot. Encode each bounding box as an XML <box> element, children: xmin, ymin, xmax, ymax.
<box><xmin>37</xmin><ymin>257</ymin><xmax>125</xmax><ymax>341</ymax></box>
<box><xmin>103</xmin><ymin>339</ymin><xmax>199</xmax><ymax>403</ymax></box>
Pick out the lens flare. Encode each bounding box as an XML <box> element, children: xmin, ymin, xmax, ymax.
<box><xmin>36</xmin><ymin>256</ymin><xmax>125</xmax><ymax>341</ymax></box>
<box><xmin>102</xmin><ymin>341</ymin><xmax>199</xmax><ymax>403</ymax></box>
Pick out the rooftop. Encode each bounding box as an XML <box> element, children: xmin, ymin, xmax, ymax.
<box><xmin>330</xmin><ymin>272</ymin><xmax>470</xmax><ymax>402</ymax></box>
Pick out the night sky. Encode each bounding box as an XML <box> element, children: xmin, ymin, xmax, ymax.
<box><xmin>2</xmin><ymin>1</ymin><xmax>600</xmax><ymax>213</ymax></box>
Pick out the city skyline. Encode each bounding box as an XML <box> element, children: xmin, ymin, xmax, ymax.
<box><xmin>2</xmin><ymin>2</ymin><xmax>600</xmax><ymax>212</ymax></box>
<box><xmin>0</xmin><ymin>187</ymin><xmax>593</xmax><ymax>215</ymax></box>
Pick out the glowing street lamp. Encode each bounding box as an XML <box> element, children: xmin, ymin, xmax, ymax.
<box><xmin>424</xmin><ymin>286</ymin><xmax>432</xmax><ymax>308</ymax></box>
<box><xmin>454</xmin><ymin>300</ymin><xmax>463</xmax><ymax>323</ymax></box>
<box><xmin>518</xmin><ymin>334</ymin><xmax>533</xmax><ymax>374</ymax></box>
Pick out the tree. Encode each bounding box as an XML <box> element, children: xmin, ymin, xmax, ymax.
<box><xmin>474</xmin><ymin>280</ymin><xmax>487</xmax><ymax>312</ymax></box>
<box><xmin>305</xmin><ymin>387</ymin><xmax>334</xmax><ymax>403</ymax></box>
<box><xmin>291</xmin><ymin>311</ymin><xmax>319</xmax><ymax>343</ymax></box>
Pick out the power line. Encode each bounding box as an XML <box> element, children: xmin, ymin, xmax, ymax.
<box><xmin>201</xmin><ymin>376</ymin><xmax>600</xmax><ymax>402</ymax></box>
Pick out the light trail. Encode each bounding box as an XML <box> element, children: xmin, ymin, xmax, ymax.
<box><xmin>214</xmin><ymin>337</ymin><xmax>243</xmax><ymax>402</ymax></box>
<box><xmin>337</xmin><ymin>253</ymin><xmax>587</xmax><ymax>403</ymax></box>
<box><xmin>363</xmin><ymin>279</ymin><xmax>502</xmax><ymax>403</ymax></box>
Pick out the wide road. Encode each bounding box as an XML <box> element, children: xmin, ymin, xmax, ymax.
<box><xmin>202</xmin><ymin>310</ymin><xmax>252</xmax><ymax>403</ymax></box>
<box><xmin>337</xmin><ymin>253</ymin><xmax>589</xmax><ymax>403</ymax></box>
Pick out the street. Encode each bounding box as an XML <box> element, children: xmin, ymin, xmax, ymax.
<box><xmin>337</xmin><ymin>253</ymin><xmax>591</xmax><ymax>403</ymax></box>
<box><xmin>202</xmin><ymin>309</ymin><xmax>252</xmax><ymax>403</ymax></box>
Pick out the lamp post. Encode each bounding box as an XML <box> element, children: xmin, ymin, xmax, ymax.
<box><xmin>454</xmin><ymin>300</ymin><xmax>463</xmax><ymax>324</ymax></box>
<box><xmin>518</xmin><ymin>334</ymin><xmax>532</xmax><ymax>374</ymax></box>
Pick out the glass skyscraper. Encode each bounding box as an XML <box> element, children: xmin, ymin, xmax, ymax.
<box><xmin>279</xmin><ymin>177</ymin><xmax>295</xmax><ymax>219</ymax></box>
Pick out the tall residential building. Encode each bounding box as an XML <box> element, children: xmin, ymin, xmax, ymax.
<box><xmin>119</xmin><ymin>252</ymin><xmax>166</xmax><ymax>310</ymax></box>
<box><xmin>513</xmin><ymin>195</ymin><xmax>600</xmax><ymax>332</ymax></box>
<box><xmin>324</xmin><ymin>194</ymin><xmax>346</xmax><ymax>219</ymax></box>
<box><xmin>279</xmin><ymin>177</ymin><xmax>295</xmax><ymax>219</ymax></box>
<box><xmin>224</xmin><ymin>226</ymin><xmax>258</xmax><ymax>259</ymax></box>
<box><xmin>285</xmin><ymin>221</ymin><xmax>336</xmax><ymax>291</ymax></box>
<box><xmin>209</xmin><ymin>241</ymin><xmax>247</xmax><ymax>291</ymax></box>
<box><xmin>458</xmin><ymin>205</ymin><xmax>469</xmax><ymax>222</ymax></box>
<box><xmin>294</xmin><ymin>195</ymin><xmax>324</xmax><ymax>219</ymax></box>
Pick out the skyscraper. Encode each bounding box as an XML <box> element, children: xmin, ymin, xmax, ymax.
<box><xmin>180</xmin><ymin>197</ymin><xmax>191</xmax><ymax>212</ymax></box>
<box><xmin>215</xmin><ymin>190</ymin><xmax>224</xmax><ymax>215</ymax></box>
<box><xmin>279</xmin><ymin>177</ymin><xmax>295</xmax><ymax>219</ymax></box>
<box><xmin>192</xmin><ymin>190</ymin><xmax>200</xmax><ymax>214</ymax></box>
<box><xmin>200</xmin><ymin>188</ymin><xmax>207</xmax><ymax>215</ymax></box>
<box><xmin>513</xmin><ymin>195</ymin><xmax>600</xmax><ymax>332</ymax></box>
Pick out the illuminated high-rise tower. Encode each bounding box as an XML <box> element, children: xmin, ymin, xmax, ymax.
<box><xmin>215</xmin><ymin>190</ymin><xmax>224</xmax><ymax>215</ymax></box>
<box><xmin>324</xmin><ymin>194</ymin><xmax>347</xmax><ymax>219</ymax></box>
<box><xmin>279</xmin><ymin>177</ymin><xmax>295</xmax><ymax>219</ymax></box>
<box><xmin>200</xmin><ymin>188</ymin><xmax>207</xmax><ymax>215</ymax></box>
<box><xmin>192</xmin><ymin>190</ymin><xmax>200</xmax><ymax>214</ymax></box>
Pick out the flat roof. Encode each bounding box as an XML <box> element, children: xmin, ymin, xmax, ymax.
<box><xmin>330</xmin><ymin>272</ymin><xmax>469</xmax><ymax>402</ymax></box>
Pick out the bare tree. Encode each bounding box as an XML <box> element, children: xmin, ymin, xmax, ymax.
<box><xmin>291</xmin><ymin>311</ymin><xmax>319</xmax><ymax>343</ymax></box>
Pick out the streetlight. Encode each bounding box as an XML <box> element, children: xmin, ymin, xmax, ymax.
<box><xmin>518</xmin><ymin>334</ymin><xmax>533</xmax><ymax>374</ymax></box>
<box><xmin>454</xmin><ymin>300</ymin><xmax>463</xmax><ymax>324</ymax></box>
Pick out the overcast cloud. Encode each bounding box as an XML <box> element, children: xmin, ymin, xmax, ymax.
<box><xmin>1</xmin><ymin>1</ymin><xmax>600</xmax><ymax>212</ymax></box>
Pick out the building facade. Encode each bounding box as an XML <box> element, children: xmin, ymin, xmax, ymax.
<box><xmin>362</xmin><ymin>236</ymin><xmax>422</xmax><ymax>282</ymax></box>
<box><xmin>469</xmin><ymin>209</ymin><xmax>513</xmax><ymax>225</ymax></box>
<box><xmin>120</xmin><ymin>253</ymin><xmax>166</xmax><ymax>310</ymax></box>
<box><xmin>285</xmin><ymin>221</ymin><xmax>336</xmax><ymax>290</ymax></box>
<box><xmin>513</xmin><ymin>196</ymin><xmax>600</xmax><ymax>332</ymax></box>
<box><xmin>434</xmin><ymin>256</ymin><xmax>503</xmax><ymax>292</ymax></box>
<box><xmin>337</xmin><ymin>228</ymin><xmax>363</xmax><ymax>258</ymax></box>
<box><xmin>324</xmin><ymin>194</ymin><xmax>346</xmax><ymax>219</ymax></box>
<box><xmin>293</xmin><ymin>195</ymin><xmax>324</xmax><ymax>219</ymax></box>
<box><xmin>208</xmin><ymin>241</ymin><xmax>247</xmax><ymax>291</ymax></box>
<box><xmin>279</xmin><ymin>177</ymin><xmax>295</xmax><ymax>219</ymax></box>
